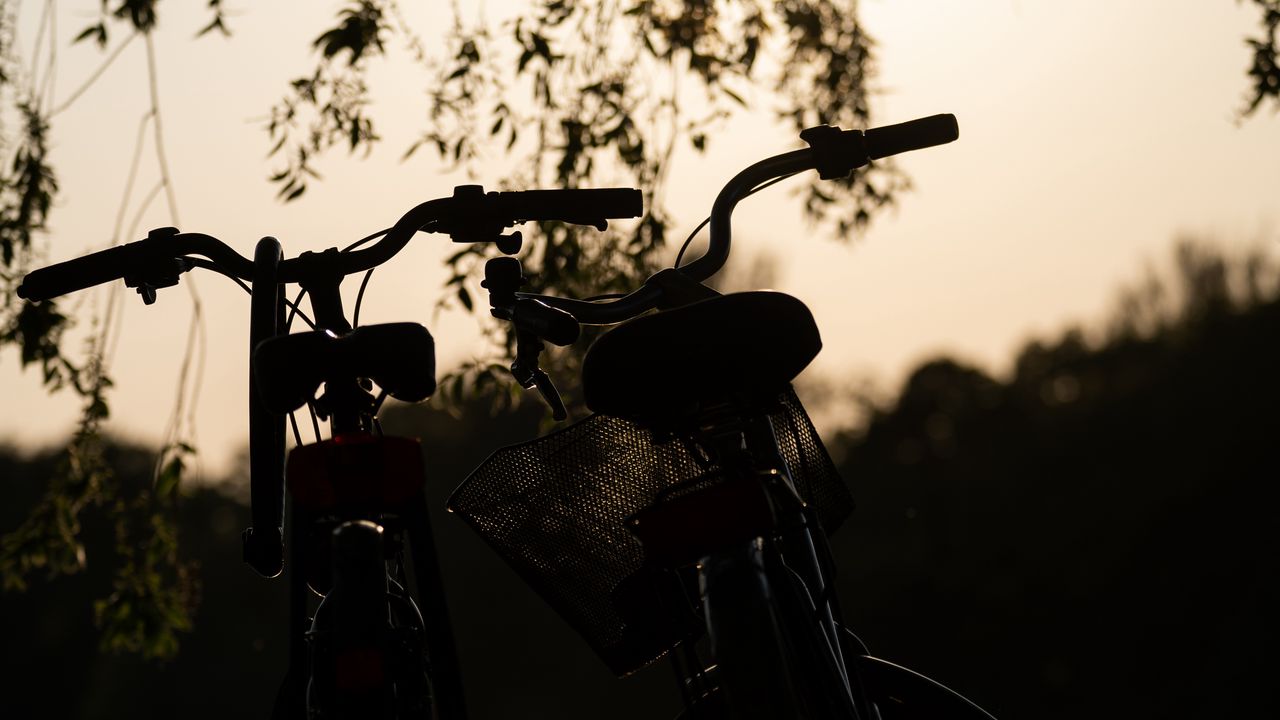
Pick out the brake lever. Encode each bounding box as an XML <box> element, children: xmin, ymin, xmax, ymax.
<box><xmin>484</xmin><ymin>257</ymin><xmax>574</xmax><ymax>421</ymax></box>
<box><xmin>511</xmin><ymin>356</ymin><xmax>568</xmax><ymax>421</ymax></box>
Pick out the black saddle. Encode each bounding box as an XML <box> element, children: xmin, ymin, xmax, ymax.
<box><xmin>253</xmin><ymin>322</ymin><xmax>436</xmax><ymax>414</ymax></box>
<box><xmin>582</xmin><ymin>291</ymin><xmax>821</xmax><ymax>423</ymax></box>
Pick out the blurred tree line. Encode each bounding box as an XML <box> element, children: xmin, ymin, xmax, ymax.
<box><xmin>829</xmin><ymin>241</ymin><xmax>1279</xmax><ymax>718</ymax></box>
<box><xmin>2</xmin><ymin>239</ymin><xmax>1275</xmax><ymax>718</ymax></box>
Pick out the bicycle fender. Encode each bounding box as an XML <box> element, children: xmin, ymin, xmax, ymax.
<box><xmin>854</xmin><ymin>656</ymin><xmax>998</xmax><ymax>720</ymax></box>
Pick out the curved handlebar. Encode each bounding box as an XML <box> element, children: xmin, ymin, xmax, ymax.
<box><xmin>17</xmin><ymin>230</ymin><xmax>253</xmax><ymax>302</ymax></box>
<box><xmin>487</xmin><ymin>188</ymin><xmax>642</xmax><ymax>228</ymax></box>
<box><xmin>14</xmin><ymin>185</ymin><xmax>644</xmax><ymax>582</ymax></box>
<box><xmin>15</xmin><ymin>188</ymin><xmax>644</xmax><ymax>303</ymax></box>
<box><xmin>526</xmin><ymin>114</ymin><xmax>959</xmax><ymax>325</ymax></box>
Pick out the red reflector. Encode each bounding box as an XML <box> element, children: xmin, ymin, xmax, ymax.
<box><xmin>626</xmin><ymin>475</ymin><xmax>777</xmax><ymax>567</ymax></box>
<box><xmin>287</xmin><ymin>434</ymin><xmax>427</xmax><ymax>510</ymax></box>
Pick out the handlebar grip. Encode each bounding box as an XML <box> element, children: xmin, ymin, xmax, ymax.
<box><xmin>16</xmin><ymin>242</ymin><xmax>141</xmax><ymax>301</ymax></box>
<box><xmin>864</xmin><ymin>113</ymin><xmax>959</xmax><ymax>160</ymax></box>
<box><xmin>492</xmin><ymin>188</ymin><xmax>644</xmax><ymax>224</ymax></box>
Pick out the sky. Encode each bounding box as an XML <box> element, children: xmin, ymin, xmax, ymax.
<box><xmin>2</xmin><ymin>1</ymin><xmax>1278</xmax><ymax>477</ymax></box>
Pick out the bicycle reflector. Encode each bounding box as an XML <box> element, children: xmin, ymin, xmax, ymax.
<box><xmin>287</xmin><ymin>435</ymin><xmax>426</xmax><ymax>512</ymax></box>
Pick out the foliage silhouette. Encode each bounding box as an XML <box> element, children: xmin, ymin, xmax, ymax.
<box><xmin>0</xmin><ymin>441</ymin><xmax>281</xmax><ymax>719</ymax></box>
<box><xmin>1242</xmin><ymin>0</ymin><xmax>1280</xmax><ymax>115</ymax></box>
<box><xmin>0</xmin><ymin>415</ymin><xmax>684</xmax><ymax>719</ymax></box>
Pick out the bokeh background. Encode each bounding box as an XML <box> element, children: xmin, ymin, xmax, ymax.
<box><xmin>2</xmin><ymin>1</ymin><xmax>1278</xmax><ymax>718</ymax></box>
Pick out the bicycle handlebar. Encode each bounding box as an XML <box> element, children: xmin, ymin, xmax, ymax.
<box><xmin>865</xmin><ymin>113</ymin><xmax>959</xmax><ymax>160</ymax></box>
<box><xmin>16</xmin><ymin>229</ymin><xmax>253</xmax><ymax>302</ymax></box>
<box><xmin>524</xmin><ymin>114</ymin><xmax>959</xmax><ymax>325</ymax></box>
<box><xmin>14</xmin><ymin>185</ymin><xmax>642</xmax><ymax>586</ymax></box>
<box><xmin>487</xmin><ymin>188</ymin><xmax>643</xmax><ymax>228</ymax></box>
<box><xmin>15</xmin><ymin>187</ymin><xmax>644</xmax><ymax>303</ymax></box>
<box><xmin>16</xmin><ymin>243</ymin><xmax>141</xmax><ymax>302</ymax></box>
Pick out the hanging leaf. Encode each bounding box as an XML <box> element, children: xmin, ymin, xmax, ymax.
<box><xmin>73</xmin><ymin>23</ymin><xmax>109</xmax><ymax>48</ymax></box>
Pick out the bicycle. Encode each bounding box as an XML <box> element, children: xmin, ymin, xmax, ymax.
<box><xmin>450</xmin><ymin>114</ymin><xmax>1001</xmax><ymax>718</ymax></box>
<box><xmin>15</xmin><ymin>184</ymin><xmax>643</xmax><ymax>719</ymax></box>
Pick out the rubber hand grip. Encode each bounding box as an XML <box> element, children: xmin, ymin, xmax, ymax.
<box><xmin>492</xmin><ymin>188</ymin><xmax>643</xmax><ymax>224</ymax></box>
<box><xmin>16</xmin><ymin>242</ymin><xmax>140</xmax><ymax>301</ymax></box>
<box><xmin>864</xmin><ymin>114</ymin><xmax>959</xmax><ymax>160</ymax></box>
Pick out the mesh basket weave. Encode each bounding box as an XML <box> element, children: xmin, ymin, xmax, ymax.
<box><xmin>447</xmin><ymin>388</ymin><xmax>852</xmax><ymax>675</ymax></box>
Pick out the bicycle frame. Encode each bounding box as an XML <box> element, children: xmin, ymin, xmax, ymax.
<box><xmin>221</xmin><ymin>235</ymin><xmax>470</xmax><ymax>720</ymax></box>
<box><xmin>586</xmin><ymin>302</ymin><xmax>864</xmax><ymax>718</ymax></box>
<box><xmin>454</xmin><ymin>113</ymin><xmax>998</xmax><ymax>719</ymax></box>
<box><xmin>16</xmin><ymin>185</ymin><xmax>643</xmax><ymax>720</ymax></box>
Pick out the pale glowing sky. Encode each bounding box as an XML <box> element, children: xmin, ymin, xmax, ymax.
<box><xmin>3</xmin><ymin>1</ymin><xmax>1278</xmax><ymax>476</ymax></box>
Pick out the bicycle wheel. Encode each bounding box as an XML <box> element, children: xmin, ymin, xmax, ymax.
<box><xmin>855</xmin><ymin>656</ymin><xmax>998</xmax><ymax>720</ymax></box>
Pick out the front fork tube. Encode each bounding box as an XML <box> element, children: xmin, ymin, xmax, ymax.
<box><xmin>400</xmin><ymin>489</ymin><xmax>468</xmax><ymax>720</ymax></box>
<box><xmin>781</xmin><ymin>522</ymin><xmax>851</xmax><ymax>680</ymax></box>
<box><xmin>746</xmin><ymin>415</ymin><xmax>862</xmax><ymax>717</ymax></box>
<box><xmin>775</xmin><ymin>521</ymin><xmax>863</xmax><ymax>717</ymax></box>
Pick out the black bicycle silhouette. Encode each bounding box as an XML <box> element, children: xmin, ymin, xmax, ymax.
<box><xmin>453</xmin><ymin>113</ymin><xmax>998</xmax><ymax>719</ymax></box>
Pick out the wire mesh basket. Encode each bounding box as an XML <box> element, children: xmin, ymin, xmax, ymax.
<box><xmin>447</xmin><ymin>388</ymin><xmax>852</xmax><ymax>675</ymax></box>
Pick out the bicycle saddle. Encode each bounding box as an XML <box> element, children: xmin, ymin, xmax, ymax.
<box><xmin>582</xmin><ymin>291</ymin><xmax>821</xmax><ymax>423</ymax></box>
<box><xmin>253</xmin><ymin>322</ymin><xmax>436</xmax><ymax>413</ymax></box>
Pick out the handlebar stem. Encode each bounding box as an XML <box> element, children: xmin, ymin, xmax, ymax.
<box><xmin>294</xmin><ymin>248</ymin><xmax>353</xmax><ymax>333</ymax></box>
